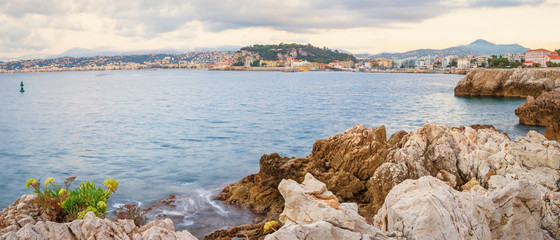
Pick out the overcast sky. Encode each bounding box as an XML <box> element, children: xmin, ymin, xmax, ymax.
<box><xmin>1</xmin><ymin>0</ymin><xmax>559</xmax><ymax>58</ymax></box>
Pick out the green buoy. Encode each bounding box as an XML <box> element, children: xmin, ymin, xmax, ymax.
<box><xmin>20</xmin><ymin>81</ymin><xmax>25</xmax><ymax>93</ymax></box>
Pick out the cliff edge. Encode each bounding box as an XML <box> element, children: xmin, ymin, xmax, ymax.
<box><xmin>454</xmin><ymin>68</ymin><xmax>560</xmax><ymax>98</ymax></box>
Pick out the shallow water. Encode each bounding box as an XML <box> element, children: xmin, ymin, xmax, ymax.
<box><xmin>0</xmin><ymin>70</ymin><xmax>543</xmax><ymax>237</ymax></box>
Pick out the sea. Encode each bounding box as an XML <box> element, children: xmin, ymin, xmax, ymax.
<box><xmin>0</xmin><ymin>70</ymin><xmax>544</xmax><ymax>237</ymax></box>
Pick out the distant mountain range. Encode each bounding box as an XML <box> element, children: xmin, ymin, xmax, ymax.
<box><xmin>0</xmin><ymin>46</ymin><xmax>242</xmax><ymax>61</ymax></box>
<box><xmin>1</xmin><ymin>39</ymin><xmax>531</xmax><ymax>62</ymax></box>
<box><xmin>360</xmin><ymin>39</ymin><xmax>530</xmax><ymax>60</ymax></box>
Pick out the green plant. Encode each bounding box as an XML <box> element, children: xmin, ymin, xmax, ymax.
<box><xmin>263</xmin><ymin>220</ymin><xmax>280</xmax><ymax>232</ymax></box>
<box><xmin>26</xmin><ymin>176</ymin><xmax>118</xmax><ymax>222</ymax></box>
<box><xmin>113</xmin><ymin>203</ymin><xmax>147</xmax><ymax>227</ymax></box>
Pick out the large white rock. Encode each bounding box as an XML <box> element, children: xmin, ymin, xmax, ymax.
<box><xmin>489</xmin><ymin>180</ymin><xmax>551</xmax><ymax>240</ymax></box>
<box><xmin>369</xmin><ymin>123</ymin><xmax>560</xmax><ymax>210</ymax></box>
<box><xmin>266</xmin><ymin>173</ymin><xmax>387</xmax><ymax>240</ymax></box>
<box><xmin>374</xmin><ymin>176</ymin><xmax>494</xmax><ymax>240</ymax></box>
<box><xmin>374</xmin><ymin>176</ymin><xmax>557</xmax><ymax>240</ymax></box>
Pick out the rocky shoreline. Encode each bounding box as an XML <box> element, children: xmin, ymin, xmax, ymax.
<box><xmin>2</xmin><ymin>123</ymin><xmax>559</xmax><ymax>239</ymax></box>
<box><xmin>454</xmin><ymin>68</ymin><xmax>560</xmax><ymax>140</ymax></box>
<box><xmin>454</xmin><ymin>68</ymin><xmax>560</xmax><ymax>98</ymax></box>
<box><xmin>210</xmin><ymin>123</ymin><xmax>560</xmax><ymax>239</ymax></box>
<box><xmin>0</xmin><ymin>194</ymin><xmax>197</xmax><ymax>240</ymax></box>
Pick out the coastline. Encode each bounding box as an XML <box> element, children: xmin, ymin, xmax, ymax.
<box><xmin>1</xmin><ymin>66</ymin><xmax>468</xmax><ymax>75</ymax></box>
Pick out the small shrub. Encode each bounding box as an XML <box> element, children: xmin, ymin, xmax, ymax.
<box><xmin>26</xmin><ymin>176</ymin><xmax>118</xmax><ymax>222</ymax></box>
<box><xmin>113</xmin><ymin>204</ymin><xmax>147</xmax><ymax>227</ymax></box>
<box><xmin>263</xmin><ymin>220</ymin><xmax>280</xmax><ymax>232</ymax></box>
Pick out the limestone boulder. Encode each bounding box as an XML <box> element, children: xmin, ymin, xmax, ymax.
<box><xmin>489</xmin><ymin>180</ymin><xmax>550</xmax><ymax>239</ymax></box>
<box><xmin>367</xmin><ymin>122</ymin><xmax>560</xmax><ymax>212</ymax></box>
<box><xmin>265</xmin><ymin>173</ymin><xmax>387</xmax><ymax>240</ymax></box>
<box><xmin>374</xmin><ymin>176</ymin><xmax>494</xmax><ymax>240</ymax></box>
<box><xmin>375</xmin><ymin>176</ymin><xmax>559</xmax><ymax>240</ymax></box>
<box><xmin>541</xmin><ymin>191</ymin><xmax>560</xmax><ymax>239</ymax></box>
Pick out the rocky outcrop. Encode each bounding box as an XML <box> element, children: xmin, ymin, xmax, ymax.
<box><xmin>231</xmin><ymin>50</ymin><xmax>261</xmax><ymax>67</ymax></box>
<box><xmin>0</xmin><ymin>195</ymin><xmax>197</xmax><ymax>240</ymax></box>
<box><xmin>217</xmin><ymin>125</ymin><xmax>398</xmax><ymax>217</ymax></box>
<box><xmin>264</xmin><ymin>173</ymin><xmax>388</xmax><ymax>240</ymax></box>
<box><xmin>374</xmin><ymin>176</ymin><xmax>558</xmax><ymax>240</ymax></box>
<box><xmin>454</xmin><ymin>68</ymin><xmax>560</xmax><ymax>98</ymax></box>
<box><xmin>367</xmin><ymin>122</ymin><xmax>560</xmax><ymax>212</ymax></box>
<box><xmin>219</xmin><ymin>123</ymin><xmax>560</xmax><ymax>220</ymax></box>
<box><xmin>374</xmin><ymin>176</ymin><xmax>494</xmax><ymax>239</ymax></box>
<box><xmin>515</xmin><ymin>90</ymin><xmax>560</xmax><ymax>141</ymax></box>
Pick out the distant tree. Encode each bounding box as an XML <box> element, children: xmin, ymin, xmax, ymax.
<box><xmin>556</xmin><ymin>49</ymin><xmax>560</xmax><ymax>55</ymax></box>
<box><xmin>450</xmin><ymin>59</ymin><xmax>458</xmax><ymax>67</ymax></box>
<box><xmin>487</xmin><ymin>56</ymin><xmax>510</xmax><ymax>68</ymax></box>
<box><xmin>510</xmin><ymin>61</ymin><xmax>522</xmax><ymax>68</ymax></box>
<box><xmin>250</xmin><ymin>61</ymin><xmax>260</xmax><ymax>67</ymax></box>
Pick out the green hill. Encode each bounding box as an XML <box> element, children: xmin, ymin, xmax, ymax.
<box><xmin>236</xmin><ymin>43</ymin><xmax>356</xmax><ymax>64</ymax></box>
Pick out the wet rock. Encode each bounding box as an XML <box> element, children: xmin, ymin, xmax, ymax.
<box><xmin>515</xmin><ymin>90</ymin><xmax>560</xmax><ymax>141</ymax></box>
<box><xmin>266</xmin><ymin>173</ymin><xmax>387</xmax><ymax>240</ymax></box>
<box><xmin>374</xmin><ymin>176</ymin><xmax>494</xmax><ymax>239</ymax></box>
<box><xmin>203</xmin><ymin>222</ymin><xmax>266</xmax><ymax>240</ymax></box>
<box><xmin>454</xmin><ymin>68</ymin><xmax>560</xmax><ymax>98</ymax></box>
<box><xmin>217</xmin><ymin>153</ymin><xmax>309</xmax><ymax>216</ymax></box>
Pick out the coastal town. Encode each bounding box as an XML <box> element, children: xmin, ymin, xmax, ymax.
<box><xmin>1</xmin><ymin>44</ymin><xmax>559</xmax><ymax>74</ymax></box>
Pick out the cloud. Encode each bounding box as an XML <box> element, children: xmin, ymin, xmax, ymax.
<box><xmin>0</xmin><ymin>0</ymin><xmax>548</xmax><ymax>56</ymax></box>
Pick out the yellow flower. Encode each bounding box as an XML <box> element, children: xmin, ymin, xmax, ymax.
<box><xmin>58</xmin><ymin>189</ymin><xmax>67</xmax><ymax>196</ymax></box>
<box><xmin>263</xmin><ymin>221</ymin><xmax>279</xmax><ymax>232</ymax></box>
<box><xmin>104</xmin><ymin>179</ymin><xmax>118</xmax><ymax>192</ymax></box>
<box><xmin>44</xmin><ymin>177</ymin><xmax>54</xmax><ymax>187</ymax></box>
<box><xmin>97</xmin><ymin>201</ymin><xmax>108</xmax><ymax>210</ymax></box>
<box><xmin>26</xmin><ymin>178</ymin><xmax>37</xmax><ymax>189</ymax></box>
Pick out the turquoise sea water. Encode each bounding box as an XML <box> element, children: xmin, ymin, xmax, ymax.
<box><xmin>0</xmin><ymin>70</ymin><xmax>543</xmax><ymax>236</ymax></box>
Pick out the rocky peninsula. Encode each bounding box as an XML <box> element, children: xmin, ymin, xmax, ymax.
<box><xmin>454</xmin><ymin>68</ymin><xmax>560</xmax><ymax>98</ymax></box>
<box><xmin>454</xmin><ymin>68</ymin><xmax>560</xmax><ymax>140</ymax></box>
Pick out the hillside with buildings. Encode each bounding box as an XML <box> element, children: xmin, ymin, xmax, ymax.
<box><xmin>231</xmin><ymin>43</ymin><xmax>356</xmax><ymax>67</ymax></box>
<box><xmin>365</xmin><ymin>39</ymin><xmax>529</xmax><ymax>60</ymax></box>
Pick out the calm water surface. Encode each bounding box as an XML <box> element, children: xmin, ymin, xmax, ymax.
<box><xmin>0</xmin><ymin>70</ymin><xmax>543</xmax><ymax>237</ymax></box>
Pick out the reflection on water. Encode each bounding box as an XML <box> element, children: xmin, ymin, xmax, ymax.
<box><xmin>0</xmin><ymin>70</ymin><xmax>544</xmax><ymax>236</ymax></box>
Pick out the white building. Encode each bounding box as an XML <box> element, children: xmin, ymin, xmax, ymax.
<box><xmin>457</xmin><ymin>58</ymin><xmax>471</xmax><ymax>69</ymax></box>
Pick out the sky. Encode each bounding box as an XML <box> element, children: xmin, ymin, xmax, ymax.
<box><xmin>1</xmin><ymin>0</ymin><xmax>559</xmax><ymax>59</ymax></box>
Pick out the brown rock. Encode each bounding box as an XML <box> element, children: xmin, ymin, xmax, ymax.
<box><xmin>515</xmin><ymin>90</ymin><xmax>560</xmax><ymax>141</ymax></box>
<box><xmin>454</xmin><ymin>68</ymin><xmax>560</xmax><ymax>98</ymax></box>
<box><xmin>217</xmin><ymin>125</ymin><xmax>393</xmax><ymax>218</ymax></box>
